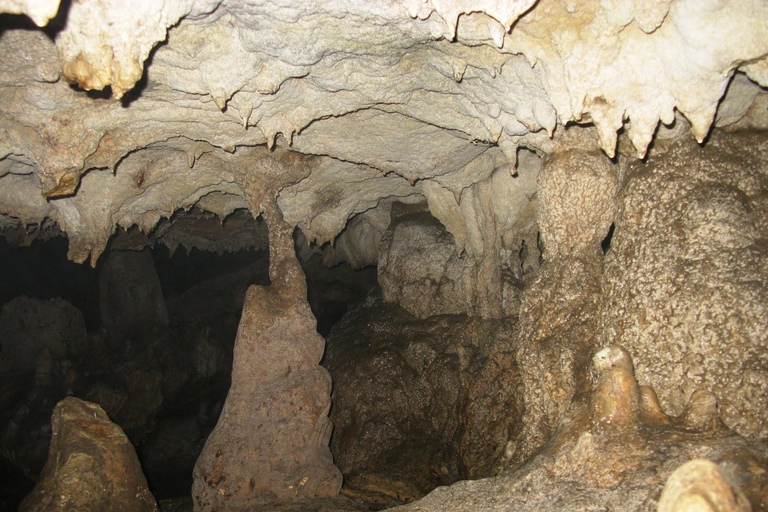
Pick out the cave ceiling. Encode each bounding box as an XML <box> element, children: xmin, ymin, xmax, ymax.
<box><xmin>0</xmin><ymin>0</ymin><xmax>767</xmax><ymax>265</ymax></box>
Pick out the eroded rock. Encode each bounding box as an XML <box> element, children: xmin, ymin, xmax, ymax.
<box><xmin>515</xmin><ymin>148</ymin><xmax>618</xmax><ymax>463</ymax></box>
<box><xmin>324</xmin><ymin>293</ymin><xmax>520</xmax><ymax>506</ymax></box>
<box><xmin>19</xmin><ymin>397</ymin><xmax>158</xmax><ymax>512</ymax></box>
<box><xmin>601</xmin><ymin>131</ymin><xmax>768</xmax><ymax>439</ymax></box>
<box><xmin>378</xmin><ymin>205</ymin><xmax>475</xmax><ymax>319</ymax></box>
<box><xmin>390</xmin><ymin>347</ymin><xmax>768</xmax><ymax>512</ymax></box>
<box><xmin>192</xmin><ymin>203</ymin><xmax>342</xmax><ymax>511</ymax></box>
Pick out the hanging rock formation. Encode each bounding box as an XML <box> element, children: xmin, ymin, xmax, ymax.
<box><xmin>0</xmin><ymin>0</ymin><xmax>768</xmax><ymax>511</ymax></box>
<box><xmin>19</xmin><ymin>397</ymin><xmax>158</xmax><ymax>512</ymax></box>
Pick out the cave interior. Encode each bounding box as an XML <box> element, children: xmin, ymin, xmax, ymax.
<box><xmin>1</xmin><ymin>1</ymin><xmax>768</xmax><ymax>511</ymax></box>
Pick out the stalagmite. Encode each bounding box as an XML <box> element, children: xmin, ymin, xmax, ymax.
<box><xmin>191</xmin><ymin>197</ymin><xmax>342</xmax><ymax>510</ymax></box>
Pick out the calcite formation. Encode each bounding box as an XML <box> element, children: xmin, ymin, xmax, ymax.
<box><xmin>19</xmin><ymin>397</ymin><xmax>158</xmax><ymax>512</ymax></box>
<box><xmin>515</xmin><ymin>148</ymin><xmax>617</xmax><ymax>463</ymax></box>
<box><xmin>1</xmin><ymin>0</ymin><xmax>766</xmax><ymax>277</ymax></box>
<box><xmin>389</xmin><ymin>346</ymin><xmax>768</xmax><ymax>512</ymax></box>
<box><xmin>601</xmin><ymin>132</ymin><xmax>768</xmax><ymax>440</ymax></box>
<box><xmin>191</xmin><ymin>199</ymin><xmax>342</xmax><ymax>510</ymax></box>
<box><xmin>324</xmin><ymin>294</ymin><xmax>520</xmax><ymax>503</ymax></box>
<box><xmin>1</xmin><ymin>0</ymin><xmax>768</xmax><ymax>511</ymax></box>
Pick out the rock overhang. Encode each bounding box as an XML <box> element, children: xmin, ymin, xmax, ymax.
<box><xmin>0</xmin><ymin>0</ymin><xmax>766</xmax><ymax>267</ymax></box>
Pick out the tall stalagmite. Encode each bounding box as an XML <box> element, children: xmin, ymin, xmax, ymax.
<box><xmin>191</xmin><ymin>197</ymin><xmax>342</xmax><ymax>510</ymax></box>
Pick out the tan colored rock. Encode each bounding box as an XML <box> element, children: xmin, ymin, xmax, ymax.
<box><xmin>601</xmin><ymin>131</ymin><xmax>768</xmax><ymax>439</ymax></box>
<box><xmin>192</xmin><ymin>201</ymin><xmax>341</xmax><ymax>510</ymax></box>
<box><xmin>659</xmin><ymin>459</ymin><xmax>751</xmax><ymax>512</ymax></box>
<box><xmin>0</xmin><ymin>0</ymin><xmax>60</xmax><ymax>26</ymax></box>
<box><xmin>515</xmin><ymin>148</ymin><xmax>617</xmax><ymax>461</ymax></box>
<box><xmin>19</xmin><ymin>397</ymin><xmax>158</xmax><ymax>512</ymax></box>
<box><xmin>378</xmin><ymin>206</ymin><xmax>475</xmax><ymax>319</ymax></box>
<box><xmin>3</xmin><ymin>0</ymin><xmax>764</xmax><ymax>265</ymax></box>
<box><xmin>390</xmin><ymin>347</ymin><xmax>768</xmax><ymax>512</ymax></box>
<box><xmin>591</xmin><ymin>346</ymin><xmax>639</xmax><ymax>429</ymax></box>
<box><xmin>324</xmin><ymin>293</ymin><xmax>521</xmax><ymax>502</ymax></box>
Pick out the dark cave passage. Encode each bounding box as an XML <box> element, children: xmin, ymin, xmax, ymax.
<box><xmin>0</xmin><ymin>225</ymin><xmax>271</xmax><ymax>507</ymax></box>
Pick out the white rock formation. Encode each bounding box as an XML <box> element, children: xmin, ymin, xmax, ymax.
<box><xmin>0</xmin><ymin>0</ymin><xmax>766</xmax><ymax>302</ymax></box>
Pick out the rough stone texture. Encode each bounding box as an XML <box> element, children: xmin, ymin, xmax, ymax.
<box><xmin>0</xmin><ymin>297</ymin><xmax>87</xmax><ymax>475</ymax></box>
<box><xmin>19</xmin><ymin>397</ymin><xmax>158</xmax><ymax>512</ymax></box>
<box><xmin>658</xmin><ymin>459</ymin><xmax>752</xmax><ymax>512</ymax></box>
<box><xmin>2</xmin><ymin>0</ymin><xmax>765</xmax><ymax>280</ymax></box>
<box><xmin>192</xmin><ymin>202</ymin><xmax>342</xmax><ymax>511</ymax></box>
<box><xmin>514</xmin><ymin>149</ymin><xmax>618</xmax><ymax>463</ymax></box>
<box><xmin>390</xmin><ymin>347</ymin><xmax>768</xmax><ymax>512</ymax></box>
<box><xmin>0</xmin><ymin>1</ymin><xmax>767</xmax><ymax>510</ymax></box>
<box><xmin>378</xmin><ymin>206</ymin><xmax>475</xmax><ymax>319</ymax></box>
<box><xmin>323</xmin><ymin>294</ymin><xmax>520</xmax><ymax>506</ymax></box>
<box><xmin>601</xmin><ymin>131</ymin><xmax>768</xmax><ymax>440</ymax></box>
<box><xmin>378</xmin><ymin>150</ymin><xmax>539</xmax><ymax>320</ymax></box>
<box><xmin>0</xmin><ymin>296</ymin><xmax>86</xmax><ymax>381</ymax></box>
<box><xmin>99</xmin><ymin>248</ymin><xmax>169</xmax><ymax>342</ymax></box>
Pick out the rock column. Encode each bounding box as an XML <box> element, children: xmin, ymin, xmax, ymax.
<box><xmin>514</xmin><ymin>149</ymin><xmax>618</xmax><ymax>463</ymax></box>
<box><xmin>192</xmin><ymin>199</ymin><xmax>342</xmax><ymax>511</ymax></box>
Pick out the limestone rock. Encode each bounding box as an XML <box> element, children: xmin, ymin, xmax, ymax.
<box><xmin>99</xmin><ymin>248</ymin><xmax>169</xmax><ymax>342</ymax></box>
<box><xmin>19</xmin><ymin>397</ymin><xmax>158</xmax><ymax>512</ymax></box>
<box><xmin>192</xmin><ymin>206</ymin><xmax>342</xmax><ymax>511</ymax></box>
<box><xmin>515</xmin><ymin>148</ymin><xmax>618</xmax><ymax>462</ymax></box>
<box><xmin>378</xmin><ymin>207</ymin><xmax>475</xmax><ymax>319</ymax></box>
<box><xmin>324</xmin><ymin>294</ymin><xmax>520</xmax><ymax>504</ymax></box>
<box><xmin>3</xmin><ymin>0</ymin><xmax>765</xmax><ymax>271</ymax></box>
<box><xmin>390</xmin><ymin>347</ymin><xmax>768</xmax><ymax>512</ymax></box>
<box><xmin>601</xmin><ymin>131</ymin><xmax>768</xmax><ymax>439</ymax></box>
<box><xmin>658</xmin><ymin>459</ymin><xmax>751</xmax><ymax>512</ymax></box>
<box><xmin>0</xmin><ymin>296</ymin><xmax>86</xmax><ymax>379</ymax></box>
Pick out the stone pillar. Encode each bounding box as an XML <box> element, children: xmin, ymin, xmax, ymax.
<box><xmin>192</xmin><ymin>200</ymin><xmax>342</xmax><ymax>511</ymax></box>
<box><xmin>514</xmin><ymin>149</ymin><xmax>618</xmax><ymax>464</ymax></box>
<box><xmin>600</xmin><ymin>132</ymin><xmax>768</xmax><ymax>440</ymax></box>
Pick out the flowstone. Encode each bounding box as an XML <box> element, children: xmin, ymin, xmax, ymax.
<box><xmin>390</xmin><ymin>346</ymin><xmax>768</xmax><ymax>512</ymax></box>
<box><xmin>515</xmin><ymin>149</ymin><xmax>618</xmax><ymax>463</ymax></box>
<box><xmin>601</xmin><ymin>131</ymin><xmax>768</xmax><ymax>439</ymax></box>
<box><xmin>191</xmin><ymin>202</ymin><xmax>341</xmax><ymax>511</ymax></box>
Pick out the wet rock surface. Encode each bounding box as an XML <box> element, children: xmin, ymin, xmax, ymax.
<box><xmin>324</xmin><ymin>293</ymin><xmax>520</xmax><ymax>507</ymax></box>
<box><xmin>19</xmin><ymin>397</ymin><xmax>158</xmax><ymax>512</ymax></box>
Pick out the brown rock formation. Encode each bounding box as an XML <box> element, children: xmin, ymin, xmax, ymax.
<box><xmin>324</xmin><ymin>295</ymin><xmax>520</xmax><ymax>505</ymax></box>
<box><xmin>389</xmin><ymin>346</ymin><xmax>768</xmax><ymax>512</ymax></box>
<box><xmin>601</xmin><ymin>132</ymin><xmax>768</xmax><ymax>439</ymax></box>
<box><xmin>191</xmin><ymin>200</ymin><xmax>342</xmax><ymax>511</ymax></box>
<box><xmin>19</xmin><ymin>397</ymin><xmax>158</xmax><ymax>512</ymax></box>
<box><xmin>658</xmin><ymin>459</ymin><xmax>752</xmax><ymax>512</ymax></box>
<box><xmin>515</xmin><ymin>148</ymin><xmax>618</xmax><ymax>462</ymax></box>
